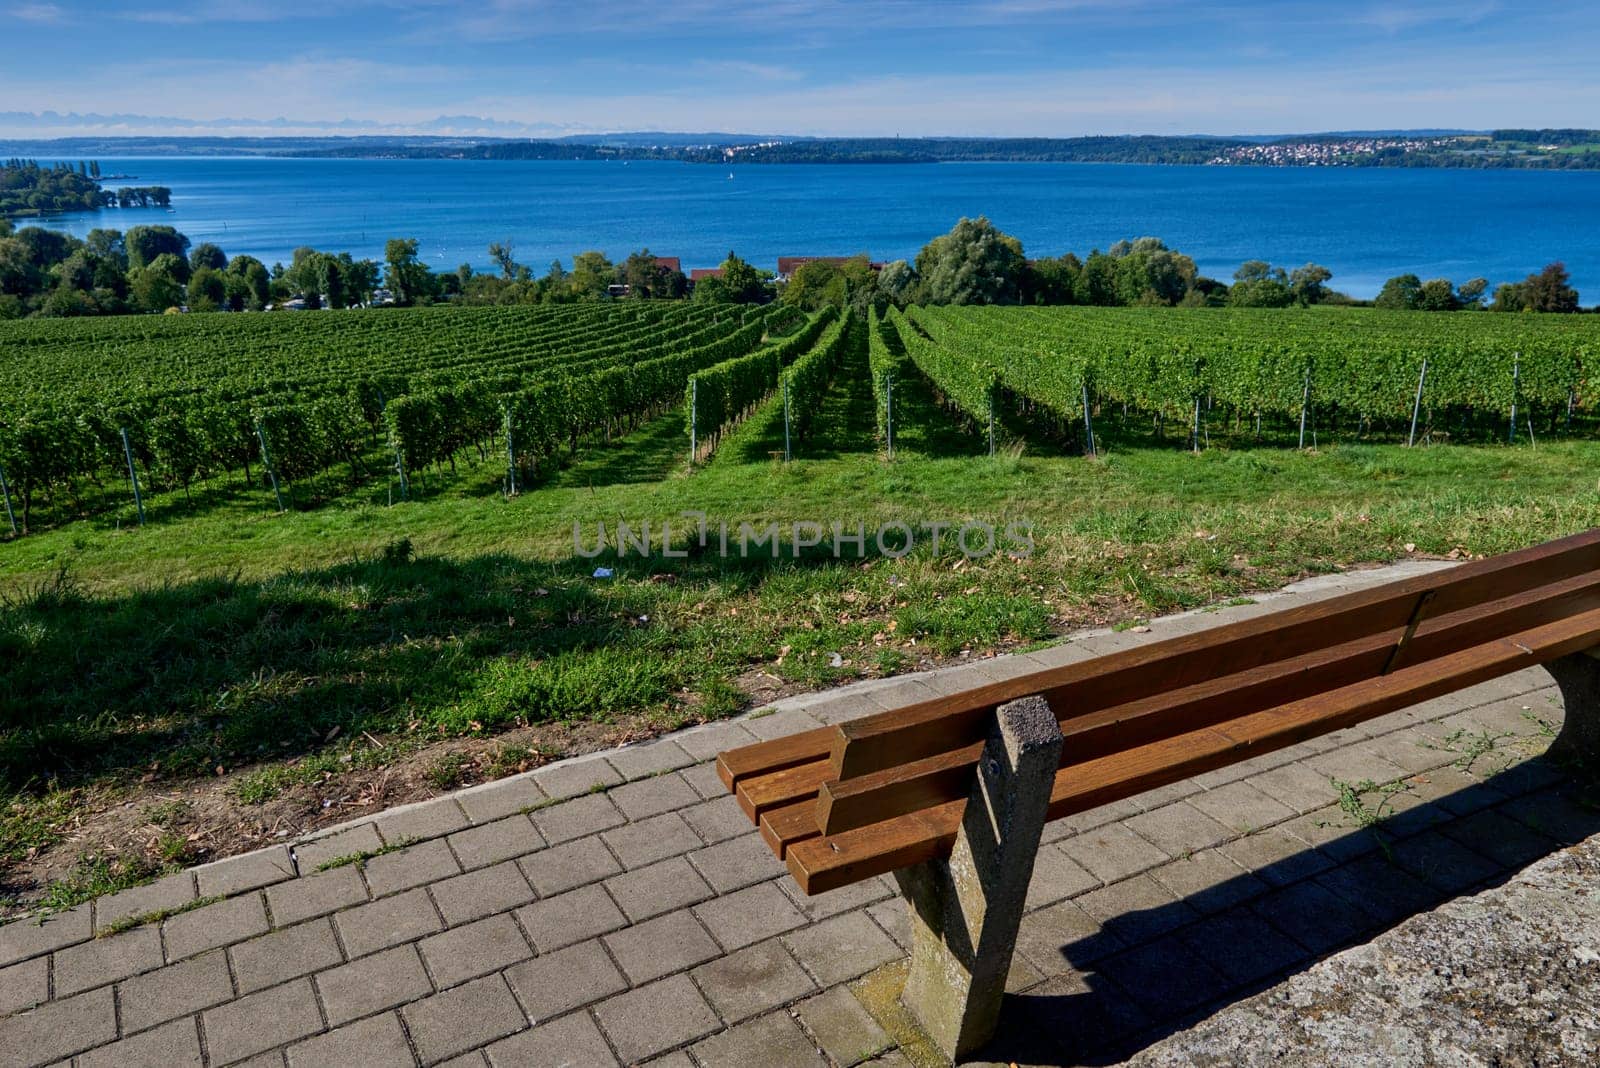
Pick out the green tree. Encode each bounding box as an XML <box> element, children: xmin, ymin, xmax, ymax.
<box><xmin>129</xmin><ymin>255</ymin><xmax>185</xmax><ymax>312</ymax></box>
<box><xmin>1078</xmin><ymin>251</ymin><xmax>1119</xmax><ymax>306</ymax></box>
<box><xmin>717</xmin><ymin>252</ymin><xmax>773</xmax><ymax>304</ymax></box>
<box><xmin>1374</xmin><ymin>273</ymin><xmax>1423</xmax><ymax>310</ymax></box>
<box><xmin>621</xmin><ymin>249</ymin><xmax>685</xmax><ymax>299</ymax></box>
<box><xmin>85</xmin><ymin>228</ymin><xmax>125</xmax><ymax>264</ymax></box>
<box><xmin>1490</xmin><ymin>281</ymin><xmax>1526</xmax><ymax>312</ymax></box>
<box><xmin>384</xmin><ymin>238</ymin><xmax>435</xmax><ymax>305</ymax></box>
<box><xmin>1456</xmin><ymin>277</ymin><xmax>1489</xmax><ymax>309</ymax></box>
<box><xmin>187</xmin><ymin>265</ymin><xmax>227</xmax><ymax>312</ymax></box>
<box><xmin>568</xmin><ymin>250</ymin><xmax>617</xmax><ymax>301</ymax></box>
<box><xmin>1414</xmin><ymin>278</ymin><xmax>1459</xmax><ymax>311</ymax></box>
<box><xmin>1289</xmin><ymin>263</ymin><xmax>1333</xmax><ymax>305</ymax></box>
<box><xmin>1023</xmin><ymin>254</ymin><xmax>1080</xmax><ymax>305</ymax></box>
<box><xmin>488</xmin><ymin>239</ymin><xmax>527</xmax><ymax>281</ymax></box>
<box><xmin>1229</xmin><ymin>261</ymin><xmax>1294</xmax><ymax>308</ymax></box>
<box><xmin>914</xmin><ymin>217</ymin><xmax>1027</xmax><ymax>305</ymax></box>
<box><xmin>125</xmin><ymin>225</ymin><xmax>191</xmax><ymax>280</ymax></box>
<box><xmin>226</xmin><ymin>255</ymin><xmax>271</xmax><ymax>311</ymax></box>
<box><xmin>876</xmin><ymin>259</ymin><xmax>917</xmax><ymax>306</ymax></box>
<box><xmin>1522</xmin><ymin>262</ymin><xmax>1580</xmax><ymax>312</ymax></box>
<box><xmin>189</xmin><ymin>242</ymin><xmax>227</xmax><ymax>273</ymax></box>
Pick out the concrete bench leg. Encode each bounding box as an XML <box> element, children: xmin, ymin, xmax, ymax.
<box><xmin>1548</xmin><ymin>647</ymin><xmax>1600</xmax><ymax>774</ymax></box>
<box><xmin>893</xmin><ymin>695</ymin><xmax>1064</xmax><ymax>1062</ymax></box>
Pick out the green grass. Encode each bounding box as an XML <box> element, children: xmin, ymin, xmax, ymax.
<box><xmin>2</xmin><ymin>341</ymin><xmax>1598</xmax><ymax>880</ymax></box>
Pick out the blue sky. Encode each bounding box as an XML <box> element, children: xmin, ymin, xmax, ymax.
<box><xmin>4</xmin><ymin>1</ymin><xmax>1599</xmax><ymax>138</ymax></box>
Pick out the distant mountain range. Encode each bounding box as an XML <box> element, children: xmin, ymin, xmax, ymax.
<box><xmin>1</xmin><ymin>129</ymin><xmax>1596</xmax><ymax>169</ymax></box>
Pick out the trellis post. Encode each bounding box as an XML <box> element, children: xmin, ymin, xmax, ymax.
<box><xmin>689</xmin><ymin>378</ymin><xmax>698</xmax><ymax>463</ymax></box>
<box><xmin>884</xmin><ymin>371</ymin><xmax>894</xmax><ymax>460</ymax></box>
<box><xmin>1509</xmin><ymin>353</ymin><xmax>1520</xmax><ymax>444</ymax></box>
<box><xmin>1299</xmin><ymin>368</ymin><xmax>1312</xmax><ymax>449</ymax></box>
<box><xmin>987</xmin><ymin>387</ymin><xmax>995</xmax><ymax>457</ymax></box>
<box><xmin>0</xmin><ymin>463</ymin><xmax>16</xmax><ymax>536</ymax></box>
<box><xmin>782</xmin><ymin>377</ymin><xmax>792</xmax><ymax>462</ymax></box>
<box><xmin>1408</xmin><ymin>359</ymin><xmax>1428</xmax><ymax>447</ymax></box>
<box><xmin>254</xmin><ymin>421</ymin><xmax>285</xmax><ymax>513</ymax></box>
<box><xmin>120</xmin><ymin>427</ymin><xmax>146</xmax><ymax>526</ymax></box>
<box><xmin>503</xmin><ymin>404</ymin><xmax>517</xmax><ymax>497</ymax></box>
<box><xmin>1081</xmin><ymin>381</ymin><xmax>1096</xmax><ymax>457</ymax></box>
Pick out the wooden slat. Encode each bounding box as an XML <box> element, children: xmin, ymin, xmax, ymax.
<box><xmin>759</xmin><ymin>800</ymin><xmax>820</xmax><ymax>859</ymax></box>
<box><xmin>811</xmin><ymin>571</ymin><xmax>1600</xmax><ymax>837</ymax></box>
<box><xmin>734</xmin><ymin>758</ymin><xmax>832</xmax><ymax>822</ymax></box>
<box><xmin>716</xmin><ymin>725</ymin><xmax>837</xmax><ymax>791</ymax></box>
<box><xmin>828</xmin><ymin>531</ymin><xmax>1600</xmax><ymax>780</ymax></box>
<box><xmin>785</xmin><ymin>607</ymin><xmax>1600</xmax><ymax>893</ymax></box>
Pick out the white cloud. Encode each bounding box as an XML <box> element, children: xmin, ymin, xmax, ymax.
<box><xmin>11</xmin><ymin>2</ymin><xmax>62</xmax><ymax>21</ymax></box>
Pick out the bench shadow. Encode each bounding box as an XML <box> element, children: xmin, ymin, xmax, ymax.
<box><xmin>988</xmin><ymin>757</ymin><xmax>1600</xmax><ymax>1066</ymax></box>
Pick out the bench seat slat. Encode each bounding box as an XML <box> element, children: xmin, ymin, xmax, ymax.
<box><xmin>784</xmin><ymin>607</ymin><xmax>1600</xmax><ymax>893</ymax></box>
<box><xmin>733</xmin><ymin>757</ymin><xmax>833</xmax><ymax>822</ymax></box>
<box><xmin>809</xmin><ymin>570</ymin><xmax>1600</xmax><ymax>837</ymax></box>
<box><xmin>715</xmin><ymin>725</ymin><xmax>837</xmax><ymax>792</ymax></box>
<box><xmin>828</xmin><ymin>530</ymin><xmax>1600</xmax><ymax>780</ymax></box>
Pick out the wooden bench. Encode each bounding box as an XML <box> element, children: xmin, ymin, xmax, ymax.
<box><xmin>715</xmin><ymin>529</ymin><xmax>1600</xmax><ymax>1061</ymax></box>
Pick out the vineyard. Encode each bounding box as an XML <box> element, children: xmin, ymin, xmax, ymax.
<box><xmin>0</xmin><ymin>302</ymin><xmax>814</xmax><ymax>530</ymax></box>
<box><xmin>0</xmin><ymin>302</ymin><xmax>1595</xmax><ymax>535</ymax></box>
<box><xmin>893</xmin><ymin>305</ymin><xmax>1595</xmax><ymax>448</ymax></box>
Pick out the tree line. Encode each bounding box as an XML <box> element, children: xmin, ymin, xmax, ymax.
<box><xmin>0</xmin><ymin>215</ymin><xmax>1591</xmax><ymax>321</ymax></box>
<box><xmin>1</xmin><ymin>159</ymin><xmax>170</xmax><ymax>217</ymax></box>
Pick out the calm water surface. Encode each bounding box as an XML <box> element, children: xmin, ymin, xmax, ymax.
<box><xmin>42</xmin><ymin>157</ymin><xmax>1600</xmax><ymax>301</ymax></box>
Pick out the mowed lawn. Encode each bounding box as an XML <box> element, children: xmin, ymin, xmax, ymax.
<box><xmin>2</xmin><ymin>352</ymin><xmax>1596</xmax><ymax>909</ymax></box>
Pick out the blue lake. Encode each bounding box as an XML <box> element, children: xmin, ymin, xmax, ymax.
<box><xmin>40</xmin><ymin>157</ymin><xmax>1600</xmax><ymax>301</ymax></box>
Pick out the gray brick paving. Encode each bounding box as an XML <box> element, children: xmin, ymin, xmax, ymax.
<box><xmin>0</xmin><ymin>904</ymin><xmax>90</xmax><ymax>968</ymax></box>
<box><xmin>117</xmin><ymin>949</ymin><xmax>234</xmax><ymax>1033</ymax></box>
<box><xmin>202</xmin><ymin>978</ymin><xmax>324</xmax><ymax>1065</ymax></box>
<box><xmin>195</xmin><ymin>845</ymin><xmax>296</xmax><ymax>898</ymax></box>
<box><xmin>78</xmin><ymin>1015</ymin><xmax>203</xmax><ymax>1068</ymax></box>
<box><xmin>94</xmin><ymin>871</ymin><xmax>197</xmax><ymax>932</ymax></box>
<box><xmin>484</xmin><ymin>1010</ymin><xmax>620</xmax><ymax>1067</ymax></box>
<box><xmin>693</xmin><ymin>880</ymin><xmax>808</xmax><ymax>950</ymax></box>
<box><xmin>314</xmin><ymin>943</ymin><xmax>433</xmax><ymax>1026</ymax></box>
<box><xmin>593</xmin><ymin>974</ymin><xmax>721</xmax><ymax>1063</ymax></box>
<box><xmin>447</xmin><ymin>815</ymin><xmax>544</xmax><ymax>870</ymax></box>
<box><xmin>0</xmin><ymin>985</ymin><xmax>116</xmax><ymax>1067</ymax></box>
<box><xmin>6</xmin><ymin>563</ymin><xmax>1597</xmax><ymax>1068</ymax></box>
<box><xmin>428</xmin><ymin>860</ymin><xmax>536</xmax><ymax>926</ymax></box>
<box><xmin>502</xmin><ymin>939</ymin><xmax>627</xmax><ymax>1022</ymax></box>
<box><xmin>53</xmin><ymin>922</ymin><xmax>163</xmax><ymax>995</ymax></box>
<box><xmin>601</xmin><ymin>811</ymin><xmax>702</xmax><ymax>869</ymax></box>
<box><xmin>400</xmin><ymin>973</ymin><xmax>529</xmax><ymax>1065</ymax></box>
<box><xmin>334</xmin><ymin>888</ymin><xmax>443</xmax><ymax>959</ymax></box>
<box><xmin>515</xmin><ymin>883</ymin><xmax>627</xmax><ymax>952</ymax></box>
<box><xmin>0</xmin><ymin>955</ymin><xmax>47</xmax><ymax>1015</ymax></box>
<box><xmin>362</xmin><ymin>838</ymin><xmax>461</xmax><ymax>898</ymax></box>
<box><xmin>230</xmin><ymin>917</ymin><xmax>344</xmax><ymax>994</ymax></box>
<box><xmin>692</xmin><ymin>938</ymin><xmax>818</xmax><ymax>1022</ymax></box>
<box><xmin>292</xmin><ymin>822</ymin><xmax>384</xmax><ymax>873</ymax></box>
<box><xmin>266</xmin><ymin>864</ymin><xmax>369</xmax><ymax>927</ymax></box>
<box><xmin>693</xmin><ymin>1010</ymin><xmax>829</xmax><ymax>1068</ymax></box>
<box><xmin>374</xmin><ymin>797</ymin><xmax>471</xmax><ymax>843</ymax></box>
<box><xmin>286</xmin><ymin>1011</ymin><xmax>415</xmax><ymax>1068</ymax></box>
<box><xmin>455</xmin><ymin>774</ymin><xmax>546</xmax><ymax>824</ymax></box>
<box><xmin>605</xmin><ymin>855</ymin><xmax>713</xmax><ymax>922</ymax></box>
<box><xmin>419</xmin><ymin>913</ymin><xmax>533</xmax><ymax>988</ymax></box>
<box><xmin>518</xmin><ymin>836</ymin><xmax>621</xmax><ymax>897</ymax></box>
<box><xmin>604</xmin><ymin>909</ymin><xmax>721</xmax><ymax>984</ymax></box>
<box><xmin>163</xmin><ymin>892</ymin><xmax>270</xmax><ymax>962</ymax></box>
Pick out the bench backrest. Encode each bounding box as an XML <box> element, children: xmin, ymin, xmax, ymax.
<box><xmin>718</xmin><ymin>529</ymin><xmax>1600</xmax><ymax>893</ymax></box>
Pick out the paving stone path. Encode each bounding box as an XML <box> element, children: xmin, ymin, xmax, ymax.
<box><xmin>3</xmin><ymin>561</ymin><xmax>1596</xmax><ymax>1068</ymax></box>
